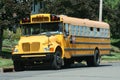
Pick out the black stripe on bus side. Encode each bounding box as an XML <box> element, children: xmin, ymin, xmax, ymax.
<box><xmin>73</xmin><ymin>42</ymin><xmax>111</xmax><ymax>45</ymax></box>
<box><xmin>74</xmin><ymin>36</ymin><xmax>110</xmax><ymax>39</ymax></box>
<box><xmin>72</xmin><ymin>53</ymin><xmax>111</xmax><ymax>57</ymax></box>
<box><xmin>65</xmin><ymin>48</ymin><xmax>94</xmax><ymax>51</ymax></box>
<box><xmin>99</xmin><ymin>48</ymin><xmax>111</xmax><ymax>50</ymax></box>
<box><xmin>64</xmin><ymin>48</ymin><xmax>111</xmax><ymax>51</ymax></box>
<box><xmin>72</xmin><ymin>54</ymin><xmax>94</xmax><ymax>57</ymax></box>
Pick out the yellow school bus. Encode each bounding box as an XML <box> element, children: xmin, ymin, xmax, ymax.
<box><xmin>12</xmin><ymin>14</ymin><xmax>111</xmax><ymax>71</ymax></box>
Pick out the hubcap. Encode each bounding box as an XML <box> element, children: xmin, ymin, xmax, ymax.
<box><xmin>56</xmin><ymin>56</ymin><xmax>61</xmax><ymax>64</ymax></box>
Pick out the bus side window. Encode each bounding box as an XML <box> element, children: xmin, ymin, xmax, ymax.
<box><xmin>83</xmin><ymin>26</ymin><xmax>85</xmax><ymax>36</ymax></box>
<box><xmin>97</xmin><ymin>28</ymin><xmax>100</xmax><ymax>37</ymax></box>
<box><xmin>64</xmin><ymin>23</ymin><xmax>69</xmax><ymax>36</ymax></box>
<box><xmin>79</xmin><ymin>26</ymin><xmax>83</xmax><ymax>36</ymax></box>
<box><xmin>105</xmin><ymin>29</ymin><xmax>108</xmax><ymax>37</ymax></box>
<box><xmin>90</xmin><ymin>27</ymin><xmax>93</xmax><ymax>37</ymax></box>
<box><xmin>76</xmin><ymin>26</ymin><xmax>79</xmax><ymax>36</ymax></box>
<box><xmin>94</xmin><ymin>28</ymin><xmax>97</xmax><ymax>37</ymax></box>
<box><xmin>71</xmin><ymin>25</ymin><xmax>75</xmax><ymax>35</ymax></box>
<box><xmin>108</xmin><ymin>29</ymin><xmax>110</xmax><ymax>37</ymax></box>
<box><xmin>84</xmin><ymin>26</ymin><xmax>88</xmax><ymax>36</ymax></box>
<box><xmin>103</xmin><ymin>28</ymin><xmax>105</xmax><ymax>37</ymax></box>
<box><xmin>101</xmin><ymin>28</ymin><xmax>105</xmax><ymax>37</ymax></box>
<box><xmin>100</xmin><ymin>28</ymin><xmax>103</xmax><ymax>37</ymax></box>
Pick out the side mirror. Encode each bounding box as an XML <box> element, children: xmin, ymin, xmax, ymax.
<box><xmin>66</xmin><ymin>32</ymin><xmax>69</xmax><ymax>36</ymax></box>
<box><xmin>46</xmin><ymin>32</ymin><xmax>51</xmax><ymax>37</ymax></box>
<box><xmin>64</xmin><ymin>30</ymin><xmax>69</xmax><ymax>37</ymax></box>
<box><xmin>70</xmin><ymin>35</ymin><xmax>75</xmax><ymax>44</ymax></box>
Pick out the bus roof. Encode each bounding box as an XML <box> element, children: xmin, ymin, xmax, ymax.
<box><xmin>60</xmin><ymin>15</ymin><xmax>110</xmax><ymax>29</ymax></box>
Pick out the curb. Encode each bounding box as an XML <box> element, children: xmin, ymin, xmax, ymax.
<box><xmin>0</xmin><ymin>67</ymin><xmax>14</xmax><ymax>73</ymax></box>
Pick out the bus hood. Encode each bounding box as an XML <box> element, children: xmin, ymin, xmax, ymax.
<box><xmin>19</xmin><ymin>35</ymin><xmax>50</xmax><ymax>43</ymax></box>
<box><xmin>15</xmin><ymin>35</ymin><xmax>60</xmax><ymax>53</ymax></box>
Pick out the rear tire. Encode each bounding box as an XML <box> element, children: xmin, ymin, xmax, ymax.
<box><xmin>87</xmin><ymin>49</ymin><xmax>100</xmax><ymax>67</ymax></box>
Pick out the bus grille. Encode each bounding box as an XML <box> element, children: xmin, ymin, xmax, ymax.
<box><xmin>22</xmin><ymin>42</ymin><xmax>40</xmax><ymax>52</ymax></box>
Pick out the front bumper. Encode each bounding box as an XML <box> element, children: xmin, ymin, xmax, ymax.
<box><xmin>12</xmin><ymin>53</ymin><xmax>54</xmax><ymax>62</ymax></box>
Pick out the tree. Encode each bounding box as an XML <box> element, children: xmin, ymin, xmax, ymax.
<box><xmin>103</xmin><ymin>0</ymin><xmax>120</xmax><ymax>38</ymax></box>
<box><xmin>0</xmin><ymin>0</ymin><xmax>31</xmax><ymax>55</ymax></box>
<box><xmin>41</xmin><ymin>0</ymin><xmax>99</xmax><ymax>20</ymax></box>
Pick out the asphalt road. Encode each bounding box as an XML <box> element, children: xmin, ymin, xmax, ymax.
<box><xmin>0</xmin><ymin>61</ymin><xmax>120</xmax><ymax>80</ymax></box>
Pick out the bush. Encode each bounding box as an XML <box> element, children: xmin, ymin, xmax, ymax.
<box><xmin>3</xmin><ymin>28</ymin><xmax>21</xmax><ymax>40</ymax></box>
<box><xmin>111</xmin><ymin>39</ymin><xmax>120</xmax><ymax>52</ymax></box>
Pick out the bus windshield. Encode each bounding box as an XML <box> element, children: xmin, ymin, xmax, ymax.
<box><xmin>21</xmin><ymin>22</ymin><xmax>63</xmax><ymax>36</ymax></box>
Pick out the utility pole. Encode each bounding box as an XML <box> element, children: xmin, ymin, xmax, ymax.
<box><xmin>99</xmin><ymin>0</ymin><xmax>103</xmax><ymax>22</ymax></box>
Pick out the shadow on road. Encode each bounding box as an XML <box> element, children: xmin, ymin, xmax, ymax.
<box><xmin>98</xmin><ymin>64</ymin><xmax>112</xmax><ymax>67</ymax></box>
<box><xmin>63</xmin><ymin>62</ymin><xmax>112</xmax><ymax>70</ymax></box>
<box><xmin>24</xmin><ymin>62</ymin><xmax>112</xmax><ymax>71</ymax></box>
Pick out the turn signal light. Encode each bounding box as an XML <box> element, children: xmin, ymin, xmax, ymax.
<box><xmin>50</xmin><ymin>48</ymin><xmax>54</xmax><ymax>51</ymax></box>
<box><xmin>51</xmin><ymin>15</ymin><xmax>60</xmax><ymax>21</ymax></box>
<box><xmin>22</xmin><ymin>17</ymin><xmax>30</xmax><ymax>23</ymax></box>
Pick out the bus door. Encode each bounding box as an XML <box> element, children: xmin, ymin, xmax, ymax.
<box><xmin>64</xmin><ymin>24</ymin><xmax>76</xmax><ymax>58</ymax></box>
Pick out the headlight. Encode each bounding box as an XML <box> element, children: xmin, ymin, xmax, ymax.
<box><xmin>14</xmin><ymin>48</ymin><xmax>19</xmax><ymax>52</ymax></box>
<box><xmin>44</xmin><ymin>47</ymin><xmax>54</xmax><ymax>51</ymax></box>
<box><xmin>44</xmin><ymin>48</ymin><xmax>50</xmax><ymax>51</ymax></box>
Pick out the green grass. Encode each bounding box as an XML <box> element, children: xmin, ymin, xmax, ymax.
<box><xmin>0</xmin><ymin>58</ymin><xmax>13</xmax><ymax>68</ymax></box>
<box><xmin>102</xmin><ymin>39</ymin><xmax>120</xmax><ymax>61</ymax></box>
<box><xmin>102</xmin><ymin>52</ymin><xmax>120</xmax><ymax>61</ymax></box>
<box><xmin>111</xmin><ymin>39</ymin><xmax>120</xmax><ymax>52</ymax></box>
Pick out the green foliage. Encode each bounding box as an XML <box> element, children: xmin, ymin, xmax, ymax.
<box><xmin>41</xmin><ymin>0</ymin><xmax>99</xmax><ymax>20</ymax></box>
<box><xmin>0</xmin><ymin>0</ymin><xmax>31</xmax><ymax>28</ymax></box>
<box><xmin>3</xmin><ymin>28</ymin><xmax>21</xmax><ymax>39</ymax></box>
<box><xmin>103</xmin><ymin>0</ymin><xmax>120</xmax><ymax>38</ymax></box>
<box><xmin>111</xmin><ymin>39</ymin><xmax>120</xmax><ymax>52</ymax></box>
<box><xmin>0</xmin><ymin>58</ymin><xmax>13</xmax><ymax>68</ymax></box>
<box><xmin>102</xmin><ymin>52</ymin><xmax>120</xmax><ymax>61</ymax></box>
<box><xmin>104</xmin><ymin>0</ymin><xmax>120</xmax><ymax>9</ymax></box>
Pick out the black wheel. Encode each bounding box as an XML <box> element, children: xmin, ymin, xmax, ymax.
<box><xmin>52</xmin><ymin>50</ymin><xmax>63</xmax><ymax>69</ymax></box>
<box><xmin>94</xmin><ymin>50</ymin><xmax>101</xmax><ymax>66</ymax></box>
<box><xmin>13</xmin><ymin>60</ymin><xmax>24</xmax><ymax>71</ymax></box>
<box><xmin>87</xmin><ymin>49</ymin><xmax>100</xmax><ymax>67</ymax></box>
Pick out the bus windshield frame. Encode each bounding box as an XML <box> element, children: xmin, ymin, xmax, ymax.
<box><xmin>21</xmin><ymin>22</ymin><xmax>63</xmax><ymax>36</ymax></box>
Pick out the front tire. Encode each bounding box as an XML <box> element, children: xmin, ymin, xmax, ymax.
<box><xmin>13</xmin><ymin>60</ymin><xmax>24</xmax><ymax>71</ymax></box>
<box><xmin>52</xmin><ymin>50</ymin><xmax>63</xmax><ymax>69</ymax></box>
